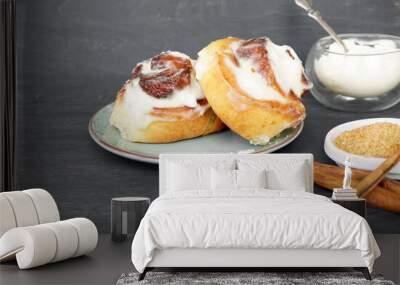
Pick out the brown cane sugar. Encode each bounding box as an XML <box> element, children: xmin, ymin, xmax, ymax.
<box><xmin>334</xmin><ymin>122</ymin><xmax>400</xmax><ymax>158</ymax></box>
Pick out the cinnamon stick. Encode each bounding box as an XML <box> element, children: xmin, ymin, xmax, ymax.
<box><xmin>380</xmin><ymin>179</ymin><xmax>400</xmax><ymax>196</ymax></box>
<box><xmin>356</xmin><ymin>149</ymin><xmax>400</xmax><ymax>198</ymax></box>
<box><xmin>314</xmin><ymin>162</ymin><xmax>400</xmax><ymax>213</ymax></box>
<box><xmin>314</xmin><ymin>162</ymin><xmax>400</xmax><ymax>195</ymax></box>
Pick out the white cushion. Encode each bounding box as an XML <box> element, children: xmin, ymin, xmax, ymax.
<box><xmin>42</xmin><ymin>221</ymin><xmax>78</xmax><ymax>262</ymax></box>
<box><xmin>236</xmin><ymin>169</ymin><xmax>267</xmax><ymax>189</ymax></box>
<box><xmin>167</xmin><ymin>163</ymin><xmax>211</xmax><ymax>191</ymax></box>
<box><xmin>211</xmin><ymin>169</ymin><xmax>237</xmax><ymax>190</ymax></box>
<box><xmin>0</xmin><ymin>189</ymin><xmax>60</xmax><ymax>238</ymax></box>
<box><xmin>23</xmin><ymin>189</ymin><xmax>59</xmax><ymax>224</ymax></box>
<box><xmin>0</xmin><ymin>218</ymin><xmax>97</xmax><ymax>269</ymax></box>
<box><xmin>0</xmin><ymin>196</ymin><xmax>17</xmax><ymax>237</ymax></box>
<box><xmin>266</xmin><ymin>162</ymin><xmax>307</xmax><ymax>191</ymax></box>
<box><xmin>0</xmin><ymin>225</ymin><xmax>57</xmax><ymax>268</ymax></box>
<box><xmin>66</xmin><ymin>218</ymin><xmax>98</xmax><ymax>257</ymax></box>
<box><xmin>238</xmin><ymin>159</ymin><xmax>308</xmax><ymax>191</ymax></box>
<box><xmin>167</xmin><ymin>160</ymin><xmax>235</xmax><ymax>192</ymax></box>
<box><xmin>1</xmin><ymin>192</ymin><xmax>39</xmax><ymax>227</ymax></box>
<box><xmin>211</xmin><ymin>169</ymin><xmax>268</xmax><ymax>191</ymax></box>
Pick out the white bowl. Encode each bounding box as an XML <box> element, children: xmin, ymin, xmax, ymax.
<box><xmin>324</xmin><ymin>118</ymin><xmax>400</xmax><ymax>180</ymax></box>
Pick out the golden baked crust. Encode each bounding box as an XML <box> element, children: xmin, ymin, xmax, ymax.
<box><xmin>142</xmin><ymin>108</ymin><xmax>224</xmax><ymax>143</ymax></box>
<box><xmin>110</xmin><ymin>86</ymin><xmax>224</xmax><ymax>144</ymax></box>
<box><xmin>197</xmin><ymin>37</ymin><xmax>307</xmax><ymax>145</ymax></box>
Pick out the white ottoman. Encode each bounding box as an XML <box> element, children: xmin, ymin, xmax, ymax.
<box><xmin>0</xmin><ymin>189</ymin><xmax>60</xmax><ymax>237</ymax></box>
<box><xmin>0</xmin><ymin>189</ymin><xmax>98</xmax><ymax>269</ymax></box>
<box><xmin>0</xmin><ymin>218</ymin><xmax>98</xmax><ymax>269</ymax></box>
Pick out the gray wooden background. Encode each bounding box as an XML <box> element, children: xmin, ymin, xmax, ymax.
<box><xmin>16</xmin><ymin>0</ymin><xmax>400</xmax><ymax>233</ymax></box>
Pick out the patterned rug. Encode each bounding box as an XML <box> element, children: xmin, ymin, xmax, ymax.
<box><xmin>116</xmin><ymin>271</ymin><xmax>396</xmax><ymax>285</ymax></box>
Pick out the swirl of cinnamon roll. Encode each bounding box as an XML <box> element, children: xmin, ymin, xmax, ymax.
<box><xmin>110</xmin><ymin>51</ymin><xmax>224</xmax><ymax>143</ymax></box>
<box><xmin>195</xmin><ymin>37</ymin><xmax>312</xmax><ymax>145</ymax></box>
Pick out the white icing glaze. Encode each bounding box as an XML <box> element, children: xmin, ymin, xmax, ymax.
<box><xmin>227</xmin><ymin>41</ymin><xmax>287</xmax><ymax>103</ymax></box>
<box><xmin>195</xmin><ymin>48</ymin><xmax>214</xmax><ymax>80</ymax></box>
<box><xmin>225</xmin><ymin>38</ymin><xmax>310</xmax><ymax>103</ymax></box>
<box><xmin>267</xmin><ymin>40</ymin><xmax>312</xmax><ymax>98</ymax></box>
<box><xmin>121</xmin><ymin>51</ymin><xmax>208</xmax><ymax>129</ymax></box>
<box><xmin>315</xmin><ymin>38</ymin><xmax>400</xmax><ymax>97</ymax></box>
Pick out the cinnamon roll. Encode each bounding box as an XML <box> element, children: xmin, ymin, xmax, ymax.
<box><xmin>110</xmin><ymin>51</ymin><xmax>224</xmax><ymax>143</ymax></box>
<box><xmin>196</xmin><ymin>37</ymin><xmax>312</xmax><ymax>145</ymax></box>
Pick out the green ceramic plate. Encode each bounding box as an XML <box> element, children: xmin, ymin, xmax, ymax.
<box><xmin>89</xmin><ymin>104</ymin><xmax>304</xmax><ymax>164</ymax></box>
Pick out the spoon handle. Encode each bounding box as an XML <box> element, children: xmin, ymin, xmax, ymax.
<box><xmin>295</xmin><ymin>0</ymin><xmax>348</xmax><ymax>52</ymax></box>
<box><xmin>308</xmin><ymin>10</ymin><xmax>348</xmax><ymax>52</ymax></box>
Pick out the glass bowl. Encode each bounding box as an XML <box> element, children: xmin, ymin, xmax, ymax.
<box><xmin>305</xmin><ymin>34</ymin><xmax>400</xmax><ymax>112</ymax></box>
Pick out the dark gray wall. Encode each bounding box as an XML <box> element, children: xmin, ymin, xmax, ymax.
<box><xmin>16</xmin><ymin>0</ymin><xmax>400</xmax><ymax>232</ymax></box>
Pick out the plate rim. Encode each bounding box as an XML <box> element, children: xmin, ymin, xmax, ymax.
<box><xmin>89</xmin><ymin>103</ymin><xmax>304</xmax><ymax>164</ymax></box>
<box><xmin>88</xmin><ymin>105</ymin><xmax>159</xmax><ymax>164</ymax></box>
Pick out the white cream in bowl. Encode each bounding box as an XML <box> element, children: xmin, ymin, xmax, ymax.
<box><xmin>314</xmin><ymin>38</ymin><xmax>400</xmax><ymax>97</ymax></box>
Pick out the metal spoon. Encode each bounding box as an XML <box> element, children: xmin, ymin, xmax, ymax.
<box><xmin>295</xmin><ymin>0</ymin><xmax>348</xmax><ymax>52</ymax></box>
